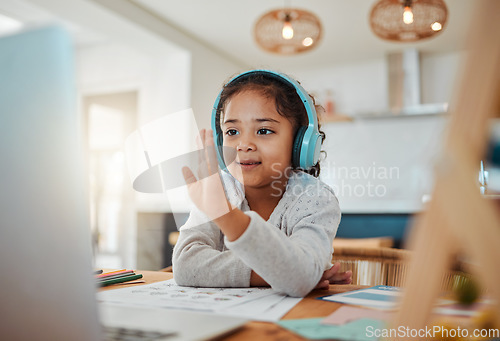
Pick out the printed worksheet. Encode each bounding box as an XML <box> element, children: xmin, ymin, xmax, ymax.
<box><xmin>97</xmin><ymin>279</ymin><xmax>277</xmax><ymax>312</ymax></box>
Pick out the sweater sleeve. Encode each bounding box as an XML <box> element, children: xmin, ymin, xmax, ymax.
<box><xmin>172</xmin><ymin>207</ymin><xmax>252</xmax><ymax>287</ymax></box>
<box><xmin>224</xmin><ymin>188</ymin><xmax>340</xmax><ymax>297</ymax></box>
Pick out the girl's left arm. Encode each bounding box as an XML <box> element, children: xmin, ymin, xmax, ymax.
<box><xmin>224</xmin><ymin>188</ymin><xmax>340</xmax><ymax>297</ymax></box>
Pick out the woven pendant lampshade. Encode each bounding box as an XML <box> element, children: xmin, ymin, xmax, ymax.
<box><xmin>370</xmin><ymin>0</ymin><xmax>448</xmax><ymax>42</ymax></box>
<box><xmin>254</xmin><ymin>8</ymin><xmax>322</xmax><ymax>54</ymax></box>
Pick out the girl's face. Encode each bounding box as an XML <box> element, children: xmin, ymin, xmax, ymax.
<box><xmin>222</xmin><ymin>90</ymin><xmax>295</xmax><ymax>192</ymax></box>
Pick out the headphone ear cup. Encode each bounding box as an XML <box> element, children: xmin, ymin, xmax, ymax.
<box><xmin>292</xmin><ymin>126</ymin><xmax>307</xmax><ymax>168</ymax></box>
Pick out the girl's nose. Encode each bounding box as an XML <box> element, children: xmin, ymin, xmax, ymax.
<box><xmin>237</xmin><ymin>139</ymin><xmax>256</xmax><ymax>152</ymax></box>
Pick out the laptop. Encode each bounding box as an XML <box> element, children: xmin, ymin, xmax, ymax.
<box><xmin>0</xmin><ymin>25</ymin><xmax>246</xmax><ymax>341</ymax></box>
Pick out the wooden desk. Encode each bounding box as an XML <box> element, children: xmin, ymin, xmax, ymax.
<box><xmin>100</xmin><ymin>270</ymin><xmax>366</xmax><ymax>340</ymax></box>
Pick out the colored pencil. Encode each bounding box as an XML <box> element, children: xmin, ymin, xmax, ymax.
<box><xmin>96</xmin><ymin>270</ymin><xmax>134</xmax><ymax>279</ymax></box>
<box><xmin>98</xmin><ymin>274</ymin><xmax>143</xmax><ymax>287</ymax></box>
<box><xmin>100</xmin><ymin>269</ymin><xmax>126</xmax><ymax>276</ymax></box>
<box><xmin>96</xmin><ymin>272</ymin><xmax>136</xmax><ymax>282</ymax></box>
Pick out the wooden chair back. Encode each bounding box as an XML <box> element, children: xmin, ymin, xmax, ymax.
<box><xmin>333</xmin><ymin>247</ymin><xmax>465</xmax><ymax>291</ymax></box>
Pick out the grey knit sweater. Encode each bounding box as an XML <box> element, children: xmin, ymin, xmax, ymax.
<box><xmin>172</xmin><ymin>171</ymin><xmax>341</xmax><ymax>297</ymax></box>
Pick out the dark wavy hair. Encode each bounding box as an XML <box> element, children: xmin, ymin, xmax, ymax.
<box><xmin>215</xmin><ymin>71</ymin><xmax>326</xmax><ymax>177</ymax></box>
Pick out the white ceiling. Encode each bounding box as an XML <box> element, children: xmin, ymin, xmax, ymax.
<box><xmin>0</xmin><ymin>0</ymin><xmax>107</xmax><ymax>46</ymax></box>
<box><xmin>0</xmin><ymin>0</ymin><xmax>477</xmax><ymax>70</ymax></box>
<box><xmin>131</xmin><ymin>0</ymin><xmax>476</xmax><ymax>69</ymax></box>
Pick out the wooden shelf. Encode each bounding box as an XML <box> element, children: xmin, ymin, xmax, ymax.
<box><xmin>319</xmin><ymin>113</ymin><xmax>353</xmax><ymax>123</ymax></box>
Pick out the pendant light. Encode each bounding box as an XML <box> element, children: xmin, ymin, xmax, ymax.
<box><xmin>369</xmin><ymin>0</ymin><xmax>448</xmax><ymax>42</ymax></box>
<box><xmin>254</xmin><ymin>7</ymin><xmax>322</xmax><ymax>54</ymax></box>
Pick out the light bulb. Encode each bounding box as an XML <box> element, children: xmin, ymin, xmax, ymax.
<box><xmin>431</xmin><ymin>22</ymin><xmax>442</xmax><ymax>31</ymax></box>
<box><xmin>302</xmin><ymin>37</ymin><xmax>313</xmax><ymax>47</ymax></box>
<box><xmin>403</xmin><ymin>6</ymin><xmax>414</xmax><ymax>24</ymax></box>
<box><xmin>282</xmin><ymin>21</ymin><xmax>293</xmax><ymax>40</ymax></box>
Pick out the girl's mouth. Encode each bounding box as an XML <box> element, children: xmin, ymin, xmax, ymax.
<box><xmin>238</xmin><ymin>162</ymin><xmax>261</xmax><ymax>165</ymax></box>
<box><xmin>237</xmin><ymin>161</ymin><xmax>261</xmax><ymax>169</ymax></box>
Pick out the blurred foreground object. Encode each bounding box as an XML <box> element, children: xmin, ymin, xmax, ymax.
<box><xmin>392</xmin><ymin>0</ymin><xmax>500</xmax><ymax>338</ymax></box>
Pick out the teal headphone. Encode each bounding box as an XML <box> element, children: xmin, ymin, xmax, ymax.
<box><xmin>211</xmin><ymin>69</ymin><xmax>322</xmax><ymax>170</ymax></box>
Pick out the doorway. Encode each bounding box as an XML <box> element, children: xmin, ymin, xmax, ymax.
<box><xmin>83</xmin><ymin>91</ymin><xmax>137</xmax><ymax>269</ymax></box>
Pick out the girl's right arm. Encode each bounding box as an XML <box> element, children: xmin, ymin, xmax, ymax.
<box><xmin>172</xmin><ymin>208</ymin><xmax>252</xmax><ymax>288</ymax></box>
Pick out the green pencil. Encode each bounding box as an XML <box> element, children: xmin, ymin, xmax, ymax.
<box><xmin>98</xmin><ymin>274</ymin><xmax>143</xmax><ymax>287</ymax></box>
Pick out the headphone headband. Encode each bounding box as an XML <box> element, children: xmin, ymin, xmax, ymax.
<box><xmin>211</xmin><ymin>69</ymin><xmax>322</xmax><ymax>170</ymax></box>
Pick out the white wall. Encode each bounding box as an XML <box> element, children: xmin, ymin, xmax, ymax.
<box><xmin>189</xmin><ymin>53</ymin><xmax>243</xmax><ymax>130</ymax></box>
<box><xmin>80</xmin><ymin>0</ymin><xmax>247</xmax><ymax>130</ymax></box>
<box><xmin>45</xmin><ymin>0</ymin><xmax>246</xmax><ymax>214</ymax></box>
<box><xmin>293</xmin><ymin>58</ymin><xmax>388</xmax><ymax>116</ymax></box>
<box><xmin>77</xmin><ymin>42</ymin><xmax>190</xmax><ymax>121</ymax></box>
<box><xmin>31</xmin><ymin>0</ymin><xmax>465</xmax><ymax>216</ymax></box>
<box><xmin>290</xmin><ymin>51</ymin><xmax>463</xmax><ymax>213</ymax></box>
<box><xmin>30</xmin><ymin>0</ymin><xmax>246</xmax><ymax>131</ymax></box>
<box><xmin>293</xmin><ymin>51</ymin><xmax>463</xmax><ymax>116</ymax></box>
<box><xmin>421</xmin><ymin>51</ymin><xmax>465</xmax><ymax>105</ymax></box>
<box><xmin>320</xmin><ymin>116</ymin><xmax>448</xmax><ymax>213</ymax></box>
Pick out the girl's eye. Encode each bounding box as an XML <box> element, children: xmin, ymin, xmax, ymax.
<box><xmin>225</xmin><ymin>129</ymin><xmax>239</xmax><ymax>136</ymax></box>
<box><xmin>257</xmin><ymin>128</ymin><xmax>274</xmax><ymax>135</ymax></box>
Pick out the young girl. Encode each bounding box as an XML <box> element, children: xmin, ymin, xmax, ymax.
<box><xmin>173</xmin><ymin>70</ymin><xmax>351</xmax><ymax>297</ymax></box>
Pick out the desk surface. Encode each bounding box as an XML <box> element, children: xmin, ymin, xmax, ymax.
<box><xmin>100</xmin><ymin>270</ymin><xmax>367</xmax><ymax>340</ymax></box>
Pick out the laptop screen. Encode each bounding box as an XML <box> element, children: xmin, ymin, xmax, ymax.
<box><xmin>0</xmin><ymin>26</ymin><xmax>100</xmax><ymax>340</ymax></box>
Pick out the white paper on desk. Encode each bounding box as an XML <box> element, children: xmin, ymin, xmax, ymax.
<box><xmin>97</xmin><ymin>279</ymin><xmax>301</xmax><ymax>320</ymax></box>
<box><xmin>97</xmin><ymin>279</ymin><xmax>274</xmax><ymax>311</ymax></box>
<box><xmin>217</xmin><ymin>293</ymin><xmax>302</xmax><ymax>321</ymax></box>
